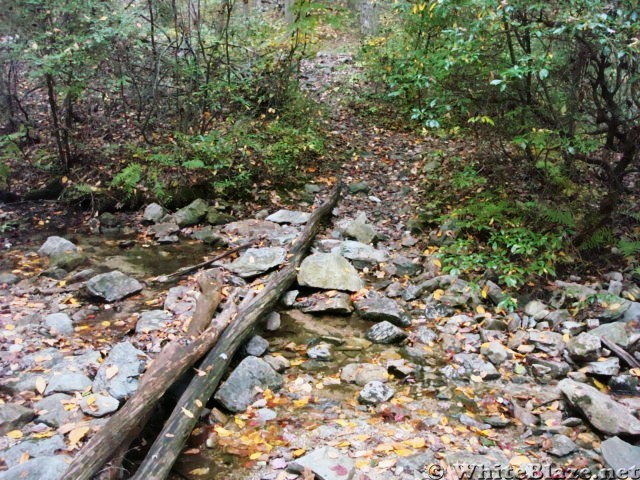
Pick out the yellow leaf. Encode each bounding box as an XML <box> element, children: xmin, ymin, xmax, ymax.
<box><xmin>336</xmin><ymin>440</ymin><xmax>351</xmax><ymax>447</ymax></box>
<box><xmin>593</xmin><ymin>379</ymin><xmax>608</xmax><ymax>391</ymax></box>
<box><xmin>234</xmin><ymin>417</ymin><xmax>245</xmax><ymax>428</ymax></box>
<box><xmin>214</xmin><ymin>426</ymin><xmax>233</xmax><ymax>437</ymax></box>
<box><xmin>394</xmin><ymin>448</ymin><xmax>414</xmax><ymax>457</ymax></box>
<box><xmin>433</xmin><ymin>258</ymin><xmax>442</xmax><ymax>268</ymax></box>
<box><xmin>355</xmin><ymin>459</ymin><xmax>370</xmax><ymax>469</ymax></box>
<box><xmin>378</xmin><ymin>458</ymin><xmax>397</xmax><ymax>468</ymax></box>
<box><xmin>432</xmin><ymin>289</ymin><xmax>445</xmax><ymax>300</ymax></box>
<box><xmin>189</xmin><ymin>467</ymin><xmax>210</xmax><ymax>475</ymax></box>
<box><xmin>476</xmin><ymin>305</ymin><xmax>486</xmax><ymax>314</ymax></box>
<box><xmin>105</xmin><ymin>365</ymin><xmax>119</xmax><ymax>380</ymax></box>
<box><xmin>293</xmin><ymin>397</ymin><xmax>309</xmax><ymax>408</ymax></box>
<box><xmin>374</xmin><ymin>443</ymin><xmax>394</xmax><ymax>453</ymax></box>
<box><xmin>35</xmin><ymin>377</ymin><xmax>47</xmax><ymax>394</ymax></box>
<box><xmin>353</xmin><ymin>434</ymin><xmax>371</xmax><ymax>442</ymax></box>
<box><xmin>440</xmin><ymin>434</ymin><xmax>451</xmax><ymax>444</ymax></box>
<box><xmin>5</xmin><ymin>324</ymin><xmax>15</xmax><ymax>330</ymax></box>
<box><xmin>85</xmin><ymin>395</ymin><xmax>96</xmax><ymax>406</ymax></box>
<box><xmin>509</xmin><ymin>455</ymin><xmax>531</xmax><ymax>467</ymax></box>
<box><xmin>629</xmin><ymin>368</ymin><xmax>640</xmax><ymax>377</ymax></box>
<box><xmin>249</xmin><ymin>452</ymin><xmax>262</xmax><ymax>460</ymax></box>
<box><xmin>6</xmin><ymin>430</ymin><xmax>23</xmax><ymax>439</ymax></box>
<box><xmin>402</xmin><ymin>437</ymin><xmax>426</xmax><ymax>448</ymax></box>
<box><xmin>293</xmin><ymin>448</ymin><xmax>306</xmax><ymax>457</ymax></box>
<box><xmin>101</xmin><ymin>321</ymin><xmax>111</xmax><ymax>327</ymax></box>
<box><xmin>32</xmin><ymin>431</ymin><xmax>54</xmax><ymax>439</ymax></box>
<box><xmin>68</xmin><ymin>426</ymin><xmax>90</xmax><ymax>447</ymax></box>
<box><xmin>19</xmin><ymin>452</ymin><xmax>30</xmax><ymax>463</ymax></box>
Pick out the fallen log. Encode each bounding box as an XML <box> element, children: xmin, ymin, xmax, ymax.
<box><xmin>601</xmin><ymin>336</ymin><xmax>640</xmax><ymax>368</ymax></box>
<box><xmin>186</xmin><ymin>270</ymin><xmax>223</xmax><ymax>336</ymax></box>
<box><xmin>132</xmin><ymin>183</ymin><xmax>342</xmax><ymax>480</ymax></box>
<box><xmin>60</xmin><ymin>288</ymin><xmax>242</xmax><ymax>480</ymax></box>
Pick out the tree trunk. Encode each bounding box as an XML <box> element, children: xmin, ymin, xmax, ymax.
<box><xmin>131</xmin><ymin>184</ymin><xmax>342</xmax><ymax>480</ymax></box>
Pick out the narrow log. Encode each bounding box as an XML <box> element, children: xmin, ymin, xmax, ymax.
<box><xmin>186</xmin><ymin>270</ymin><xmax>223</xmax><ymax>336</ymax></box>
<box><xmin>60</xmin><ymin>290</ymin><xmax>241</xmax><ymax>480</ymax></box>
<box><xmin>601</xmin><ymin>336</ymin><xmax>640</xmax><ymax>368</ymax></box>
<box><xmin>132</xmin><ymin>184</ymin><xmax>342</xmax><ymax>480</ymax></box>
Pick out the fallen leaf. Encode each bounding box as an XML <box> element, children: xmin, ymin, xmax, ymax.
<box><xmin>35</xmin><ymin>377</ymin><xmax>47</xmax><ymax>394</ymax></box>
<box><xmin>105</xmin><ymin>365</ymin><xmax>119</xmax><ymax>380</ymax></box>
<box><xmin>189</xmin><ymin>467</ymin><xmax>210</xmax><ymax>475</ymax></box>
<box><xmin>6</xmin><ymin>430</ymin><xmax>23</xmax><ymax>439</ymax></box>
<box><xmin>68</xmin><ymin>426</ymin><xmax>90</xmax><ymax>447</ymax></box>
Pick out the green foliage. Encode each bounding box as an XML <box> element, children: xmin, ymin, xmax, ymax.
<box><xmin>111</xmin><ymin>163</ymin><xmax>143</xmax><ymax>199</ymax></box>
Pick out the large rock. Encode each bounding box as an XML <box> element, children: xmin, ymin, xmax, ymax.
<box><xmin>366</xmin><ymin>321</ymin><xmax>407</xmax><ymax>344</ymax></box>
<box><xmin>589</xmin><ymin>321</ymin><xmax>632</xmax><ymax>347</ymax></box>
<box><xmin>38</xmin><ymin>236</ymin><xmax>78</xmax><ymax>257</ymax></box>
<box><xmin>558</xmin><ymin>378</ymin><xmax>640</xmax><ymax>435</ymax></box>
<box><xmin>355</xmin><ymin>292</ymin><xmax>410</xmax><ymax>326</ymax></box>
<box><xmin>172</xmin><ymin>198</ymin><xmax>208</xmax><ymax>227</ymax></box>
<box><xmin>600</xmin><ymin>436</ymin><xmax>640</xmax><ymax>473</ymax></box>
<box><xmin>338</xmin><ymin>212</ymin><xmax>377</xmax><ymax>244</ymax></box>
<box><xmin>143</xmin><ymin>203</ymin><xmax>166</xmax><ymax>223</ymax></box>
<box><xmin>297</xmin><ymin>253</ymin><xmax>363</xmax><ymax>292</ymax></box>
<box><xmin>266</xmin><ymin>209</ymin><xmax>310</xmax><ymax>225</ymax></box>
<box><xmin>79</xmin><ymin>393</ymin><xmax>120</xmax><ymax>417</ymax></box>
<box><xmin>214</xmin><ymin>356</ymin><xmax>282</xmax><ymax>412</ymax></box>
<box><xmin>567</xmin><ymin>332</ymin><xmax>601</xmax><ymax>361</ymax></box>
<box><xmin>135</xmin><ymin>310</ymin><xmax>173</xmax><ymax>333</ymax></box>
<box><xmin>44</xmin><ymin>373</ymin><xmax>92</xmax><ymax>395</ymax></box>
<box><xmin>192</xmin><ymin>227</ymin><xmax>226</xmax><ymax>246</ymax></box>
<box><xmin>0</xmin><ymin>403</ymin><xmax>34</xmax><ymax>434</ymax></box>
<box><xmin>44</xmin><ymin>313</ymin><xmax>74</xmax><ymax>336</ymax></box>
<box><xmin>340</xmin><ymin>363</ymin><xmax>388</xmax><ymax>386</ymax></box>
<box><xmin>300</xmin><ymin>291</ymin><xmax>354</xmax><ymax>315</ymax></box>
<box><xmin>0</xmin><ymin>456</ymin><xmax>69</xmax><ymax>480</ymax></box>
<box><xmin>332</xmin><ymin>241</ymin><xmax>388</xmax><ymax>268</ymax></box>
<box><xmin>86</xmin><ymin>271</ymin><xmax>143</xmax><ymax>302</ymax></box>
<box><xmin>93</xmin><ymin>342</ymin><xmax>146</xmax><ymax>400</ymax></box>
<box><xmin>49</xmin><ymin>251</ymin><xmax>86</xmax><ymax>271</ymax></box>
<box><xmin>289</xmin><ymin>446</ymin><xmax>355</xmax><ymax>480</ymax></box>
<box><xmin>222</xmin><ymin>220</ymin><xmax>298</xmax><ymax>246</ymax></box>
<box><xmin>227</xmin><ymin>247</ymin><xmax>287</xmax><ymax>278</ymax></box>
<box><xmin>0</xmin><ymin>435</ymin><xmax>65</xmax><ymax>468</ymax></box>
<box><xmin>33</xmin><ymin>394</ymin><xmax>80</xmax><ymax>428</ymax></box>
<box><xmin>358</xmin><ymin>381</ymin><xmax>394</xmax><ymax>405</ymax></box>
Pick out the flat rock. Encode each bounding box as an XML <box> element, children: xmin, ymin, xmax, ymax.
<box><xmin>297</xmin><ymin>253</ymin><xmax>363</xmax><ymax>292</ymax></box>
<box><xmin>528</xmin><ymin>330</ymin><xmax>565</xmax><ymax>356</ymax></box>
<box><xmin>589</xmin><ymin>321</ymin><xmax>631</xmax><ymax>347</ymax></box>
<box><xmin>558</xmin><ymin>378</ymin><xmax>640</xmax><ymax>435</ymax></box>
<box><xmin>355</xmin><ymin>292</ymin><xmax>410</xmax><ymax>326</ymax></box>
<box><xmin>480</xmin><ymin>341</ymin><xmax>510</xmax><ymax>365</ymax></box>
<box><xmin>86</xmin><ymin>271</ymin><xmax>143</xmax><ymax>302</ymax></box>
<box><xmin>93</xmin><ymin>342</ymin><xmax>146</xmax><ymax>400</ymax></box>
<box><xmin>301</xmin><ymin>291</ymin><xmax>354</xmax><ymax>315</ymax></box>
<box><xmin>33</xmin><ymin>394</ymin><xmax>80</xmax><ymax>428</ymax></box>
<box><xmin>366</xmin><ymin>321</ymin><xmax>407</xmax><ymax>344</ymax></box>
<box><xmin>0</xmin><ymin>403</ymin><xmax>34</xmax><ymax>434</ymax></box>
<box><xmin>451</xmin><ymin>353</ymin><xmax>500</xmax><ymax>380</ymax></box>
<box><xmin>214</xmin><ymin>356</ymin><xmax>282</xmax><ymax>412</ymax></box>
<box><xmin>358</xmin><ymin>381</ymin><xmax>395</xmax><ymax>405</ymax></box>
<box><xmin>244</xmin><ymin>335</ymin><xmax>269</xmax><ymax>357</ymax></box>
<box><xmin>206</xmin><ymin>209</ymin><xmax>235</xmax><ymax>226</ymax></box>
<box><xmin>151</xmin><ymin>222</ymin><xmax>179</xmax><ymax>238</ymax></box>
<box><xmin>173</xmin><ymin>198</ymin><xmax>208</xmax><ymax>227</ymax></box>
<box><xmin>192</xmin><ymin>227</ymin><xmax>226</xmax><ymax>246</ymax></box>
<box><xmin>135</xmin><ymin>310</ymin><xmax>173</xmax><ymax>333</ymax></box>
<box><xmin>263</xmin><ymin>355</ymin><xmax>290</xmax><ymax>373</ymax></box>
<box><xmin>340</xmin><ymin>363</ymin><xmax>388</xmax><ymax>386</ymax></box>
<box><xmin>49</xmin><ymin>251</ymin><xmax>86</xmax><ymax>271</ymax></box>
<box><xmin>44</xmin><ymin>313</ymin><xmax>74</xmax><ymax>336</ymax></box>
<box><xmin>143</xmin><ymin>202</ymin><xmax>166</xmax><ymax>222</ymax></box>
<box><xmin>38</xmin><ymin>236</ymin><xmax>78</xmax><ymax>257</ymax></box>
<box><xmin>0</xmin><ymin>456</ymin><xmax>69</xmax><ymax>480</ymax></box>
<box><xmin>79</xmin><ymin>393</ymin><xmax>120</xmax><ymax>417</ymax></box>
<box><xmin>227</xmin><ymin>247</ymin><xmax>287</xmax><ymax>278</ymax></box>
<box><xmin>444</xmin><ymin>451</ymin><xmax>508</xmax><ymax>476</ymax></box>
<box><xmin>567</xmin><ymin>332</ymin><xmax>601</xmax><ymax>361</ymax></box>
<box><xmin>289</xmin><ymin>446</ymin><xmax>355</xmax><ymax>480</ymax></box>
<box><xmin>1</xmin><ymin>435</ymin><xmax>65</xmax><ymax>468</ymax></box>
<box><xmin>0</xmin><ymin>272</ymin><xmax>19</xmax><ymax>285</ymax></box>
<box><xmin>600</xmin><ymin>436</ymin><xmax>640</xmax><ymax>472</ymax></box>
<box><xmin>44</xmin><ymin>373</ymin><xmax>92</xmax><ymax>395</ymax></box>
<box><xmin>307</xmin><ymin>343</ymin><xmax>332</xmax><ymax>361</ymax></box>
<box><xmin>524</xmin><ymin>300</ymin><xmax>550</xmax><ymax>320</ymax></box>
<box><xmin>266</xmin><ymin>209</ymin><xmax>310</xmax><ymax>225</ymax></box>
<box><xmin>549</xmin><ymin>434</ymin><xmax>578</xmax><ymax>457</ymax></box>
<box><xmin>584</xmin><ymin>357</ymin><xmax>620</xmax><ymax>376</ymax></box>
<box><xmin>332</xmin><ymin>240</ymin><xmax>388</xmax><ymax>267</ymax></box>
<box><xmin>222</xmin><ymin>219</ymin><xmax>298</xmax><ymax>246</ymax></box>
<box><xmin>264</xmin><ymin>311</ymin><xmax>281</xmax><ymax>331</ymax></box>
<box><xmin>348</xmin><ymin>182</ymin><xmax>369</xmax><ymax>194</ymax></box>
<box><xmin>338</xmin><ymin>212</ymin><xmax>377</xmax><ymax>244</ymax></box>
<box><xmin>392</xmin><ymin>255</ymin><xmax>422</xmax><ymax>276</ymax></box>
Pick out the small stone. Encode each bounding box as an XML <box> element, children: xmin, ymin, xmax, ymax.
<box><xmin>281</xmin><ymin>290</ymin><xmax>298</xmax><ymax>307</ymax></box>
<box><xmin>266</xmin><ymin>209</ymin><xmax>310</xmax><ymax>225</ymax></box>
<box><xmin>392</xmin><ymin>255</ymin><xmax>422</xmax><ymax>276</ymax></box>
<box><xmin>289</xmin><ymin>446</ymin><xmax>355</xmax><ymax>479</ymax></box>
<box><xmin>151</xmin><ymin>222</ymin><xmax>179</xmax><ymax>239</ymax></box>
<box><xmin>333</xmin><ymin>240</ymin><xmax>388</xmax><ymax>268</ymax></box>
<box><xmin>93</xmin><ymin>342</ymin><xmax>146</xmax><ymax>401</ymax></box>
<box><xmin>227</xmin><ymin>247</ymin><xmax>287</xmax><ymax>278</ymax></box>
<box><xmin>49</xmin><ymin>251</ymin><xmax>86</xmax><ymax>271</ymax></box>
<box><xmin>424</xmin><ymin>303</ymin><xmax>455</xmax><ymax>320</ymax></box>
<box><xmin>341</xmin><ymin>363</ymin><xmax>388</xmax><ymax>386</ymax></box>
<box><xmin>307</xmin><ymin>343</ymin><xmax>332</xmax><ymax>361</ymax></box>
<box><xmin>0</xmin><ymin>403</ymin><xmax>34</xmax><ymax>434</ymax></box>
<box><xmin>527</xmin><ymin>357</ymin><xmax>571</xmax><ymax>379</ymax></box>
<box><xmin>264</xmin><ymin>312</ymin><xmax>281</xmax><ymax>331</ymax></box>
<box><xmin>528</xmin><ymin>330</ymin><xmax>565</xmax><ymax>356</ymax></box>
<box><xmin>301</xmin><ymin>291</ymin><xmax>354</xmax><ymax>315</ymax></box>
<box><xmin>80</xmin><ymin>393</ymin><xmax>120</xmax><ymax>417</ymax></box>
<box><xmin>589</xmin><ymin>321</ymin><xmax>630</xmax><ymax>347</ymax></box>
<box><xmin>135</xmin><ymin>310</ymin><xmax>172</xmax><ymax>333</ymax></box>
<box><xmin>561</xmin><ymin>321</ymin><xmax>585</xmax><ymax>336</ymax></box>
<box><xmin>33</xmin><ymin>394</ymin><xmax>79</xmax><ymax>428</ymax></box>
<box><xmin>263</xmin><ymin>355</ymin><xmax>290</xmax><ymax>373</ymax></box>
<box><xmin>0</xmin><ymin>272</ymin><xmax>19</xmax><ymax>285</ymax></box>
<box><xmin>480</xmin><ymin>341</ymin><xmax>510</xmax><ymax>365</ymax></box>
<box><xmin>358</xmin><ymin>381</ymin><xmax>394</xmax><ymax>404</ymax></box>
<box><xmin>338</xmin><ymin>212</ymin><xmax>377</xmax><ymax>244</ymax></box>
<box><xmin>44</xmin><ymin>313</ymin><xmax>73</xmax><ymax>336</ymax></box>
<box><xmin>38</xmin><ymin>236</ymin><xmax>78</xmax><ymax>257</ymax></box>
<box><xmin>524</xmin><ymin>300</ymin><xmax>550</xmax><ymax>320</ymax></box>
<box><xmin>348</xmin><ymin>182</ymin><xmax>369</xmax><ymax>194</ymax></box>
<box><xmin>297</xmin><ymin>253</ymin><xmax>363</xmax><ymax>292</ymax></box>
<box><xmin>355</xmin><ymin>292</ymin><xmax>410</xmax><ymax>326</ymax></box>
<box><xmin>366</xmin><ymin>321</ymin><xmax>407</xmax><ymax>344</ymax></box>
<box><xmin>192</xmin><ymin>227</ymin><xmax>226</xmax><ymax>246</ymax></box>
<box><xmin>452</xmin><ymin>353</ymin><xmax>500</xmax><ymax>380</ymax></box>
<box><xmin>414</xmin><ymin>326</ymin><xmax>437</xmax><ymax>344</ymax></box>
<box><xmin>143</xmin><ymin>203</ymin><xmax>166</xmax><ymax>223</ymax></box>
<box><xmin>549</xmin><ymin>434</ymin><xmax>578</xmax><ymax>457</ymax></box>
<box><xmin>173</xmin><ymin>198</ymin><xmax>208</xmax><ymax>227</ymax></box>
<box><xmin>206</xmin><ymin>209</ymin><xmax>235</xmax><ymax>226</ymax></box>
<box><xmin>244</xmin><ymin>335</ymin><xmax>269</xmax><ymax>357</ymax></box>
<box><xmin>609</xmin><ymin>374</ymin><xmax>640</xmax><ymax>395</ymax></box>
<box><xmin>86</xmin><ymin>271</ymin><xmax>143</xmax><ymax>302</ymax></box>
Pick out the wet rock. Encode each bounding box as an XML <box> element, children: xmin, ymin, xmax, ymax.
<box><xmin>567</xmin><ymin>332</ymin><xmax>601</xmax><ymax>361</ymax></box>
<box><xmin>143</xmin><ymin>203</ymin><xmax>166</xmax><ymax>223</ymax></box>
<box><xmin>266</xmin><ymin>209</ymin><xmax>310</xmax><ymax>225</ymax></box>
<box><xmin>0</xmin><ymin>435</ymin><xmax>65</xmax><ymax>468</ymax></box>
<box><xmin>558</xmin><ymin>378</ymin><xmax>640</xmax><ymax>435</ymax></box>
<box><xmin>264</xmin><ymin>311</ymin><xmax>281</xmax><ymax>331</ymax></box>
<box><xmin>307</xmin><ymin>343</ymin><xmax>332</xmax><ymax>361</ymax></box>
<box><xmin>340</xmin><ymin>363</ymin><xmax>388</xmax><ymax>386</ymax></box>
<box><xmin>459</xmin><ymin>413</ymin><xmax>491</xmax><ymax>430</ymax></box>
<box><xmin>38</xmin><ymin>236</ymin><xmax>78</xmax><ymax>257</ymax></box>
<box><xmin>244</xmin><ymin>335</ymin><xmax>269</xmax><ymax>357</ymax></box>
<box><xmin>173</xmin><ymin>198</ymin><xmax>208</xmax><ymax>227</ymax></box>
<box><xmin>227</xmin><ymin>247</ymin><xmax>287</xmax><ymax>278</ymax></box>
<box><xmin>44</xmin><ymin>373</ymin><xmax>92</xmax><ymax>395</ymax></box>
<box><xmin>300</xmin><ymin>291</ymin><xmax>354</xmax><ymax>315</ymax></box>
<box><xmin>263</xmin><ymin>355</ymin><xmax>290</xmax><ymax>373</ymax></box>
<box><xmin>480</xmin><ymin>341</ymin><xmax>510</xmax><ymax>365</ymax></box>
<box><xmin>289</xmin><ymin>446</ymin><xmax>355</xmax><ymax>480</ymax></box>
<box><xmin>397</xmin><ymin>452</ymin><xmax>436</xmax><ymax>474</ymax></box>
<box><xmin>452</xmin><ymin>353</ymin><xmax>500</xmax><ymax>380</ymax></box>
<box><xmin>0</xmin><ymin>456</ymin><xmax>68</xmax><ymax>480</ymax></box>
<box><xmin>524</xmin><ymin>300</ymin><xmax>550</xmax><ymax>320</ymax></box>
<box><xmin>135</xmin><ymin>310</ymin><xmax>172</xmax><ymax>333</ymax></box>
<box><xmin>79</xmin><ymin>393</ymin><xmax>120</xmax><ymax>417</ymax></box>
<box><xmin>206</xmin><ymin>209</ymin><xmax>235</xmax><ymax>226</ymax></box>
<box><xmin>584</xmin><ymin>357</ymin><xmax>620</xmax><ymax>376</ymax></box>
<box><xmin>214</xmin><ymin>356</ymin><xmax>282</xmax><ymax>412</ymax></box>
<box><xmin>589</xmin><ymin>321</ymin><xmax>631</xmax><ymax>347</ymax></box>
<box><xmin>549</xmin><ymin>434</ymin><xmax>578</xmax><ymax>457</ymax></box>
<box><xmin>355</xmin><ymin>292</ymin><xmax>410</xmax><ymax>326</ymax></box>
<box><xmin>93</xmin><ymin>342</ymin><xmax>146</xmax><ymax>401</ymax></box>
<box><xmin>151</xmin><ymin>221</ymin><xmax>179</xmax><ymax>239</ymax></box>
<box><xmin>338</xmin><ymin>212</ymin><xmax>377</xmax><ymax>244</ymax></box>
<box><xmin>297</xmin><ymin>253</ymin><xmax>363</xmax><ymax>292</ymax></box>
<box><xmin>49</xmin><ymin>251</ymin><xmax>86</xmax><ymax>271</ymax></box>
<box><xmin>192</xmin><ymin>227</ymin><xmax>226</xmax><ymax>246</ymax></box>
<box><xmin>33</xmin><ymin>394</ymin><xmax>79</xmax><ymax>428</ymax></box>
<box><xmin>348</xmin><ymin>182</ymin><xmax>370</xmax><ymax>194</ymax></box>
<box><xmin>44</xmin><ymin>313</ymin><xmax>73</xmax><ymax>336</ymax></box>
<box><xmin>600</xmin><ymin>436</ymin><xmax>640</xmax><ymax>472</ymax></box>
<box><xmin>528</xmin><ymin>330</ymin><xmax>565</xmax><ymax>356</ymax></box>
<box><xmin>0</xmin><ymin>403</ymin><xmax>34</xmax><ymax>434</ymax></box>
<box><xmin>608</xmin><ymin>374</ymin><xmax>640</xmax><ymax>395</ymax></box>
<box><xmin>86</xmin><ymin>271</ymin><xmax>143</xmax><ymax>302</ymax></box>
<box><xmin>358</xmin><ymin>381</ymin><xmax>394</xmax><ymax>404</ymax></box>
<box><xmin>0</xmin><ymin>272</ymin><xmax>19</xmax><ymax>285</ymax></box>
<box><xmin>366</xmin><ymin>321</ymin><xmax>407</xmax><ymax>344</ymax></box>
<box><xmin>332</xmin><ymin>240</ymin><xmax>388</xmax><ymax>267</ymax></box>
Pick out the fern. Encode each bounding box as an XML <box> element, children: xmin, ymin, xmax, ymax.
<box><xmin>621</xmin><ymin>209</ymin><xmax>640</xmax><ymax>223</ymax></box>
<box><xmin>619</xmin><ymin>239</ymin><xmax>640</xmax><ymax>257</ymax></box>
<box><xmin>579</xmin><ymin>227</ymin><xmax>614</xmax><ymax>250</ymax></box>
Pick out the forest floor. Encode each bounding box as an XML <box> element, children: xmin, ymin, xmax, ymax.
<box><xmin>0</xmin><ymin>26</ymin><xmax>639</xmax><ymax>480</ymax></box>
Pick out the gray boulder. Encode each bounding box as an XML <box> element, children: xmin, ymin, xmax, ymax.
<box><xmin>214</xmin><ymin>356</ymin><xmax>282</xmax><ymax>412</ymax></box>
<box><xmin>338</xmin><ymin>212</ymin><xmax>377</xmax><ymax>244</ymax></box>
<box><xmin>192</xmin><ymin>227</ymin><xmax>226</xmax><ymax>246</ymax></box>
<box><xmin>0</xmin><ymin>456</ymin><xmax>68</xmax><ymax>480</ymax></box>
<box><xmin>0</xmin><ymin>435</ymin><xmax>65</xmax><ymax>468</ymax></box>
<box><xmin>558</xmin><ymin>378</ymin><xmax>640</xmax><ymax>435</ymax></box>
<box><xmin>359</xmin><ymin>381</ymin><xmax>394</xmax><ymax>404</ymax></box>
<box><xmin>93</xmin><ymin>342</ymin><xmax>146</xmax><ymax>400</ymax></box>
<box><xmin>366</xmin><ymin>321</ymin><xmax>407</xmax><ymax>344</ymax></box>
<box><xmin>49</xmin><ymin>251</ymin><xmax>86</xmax><ymax>271</ymax></box>
<box><xmin>289</xmin><ymin>446</ymin><xmax>355</xmax><ymax>480</ymax></box>
<box><xmin>44</xmin><ymin>313</ymin><xmax>74</xmax><ymax>336</ymax></box>
<box><xmin>567</xmin><ymin>332</ymin><xmax>601</xmax><ymax>361</ymax></box>
<box><xmin>307</xmin><ymin>344</ymin><xmax>332</xmax><ymax>361</ymax></box>
<box><xmin>222</xmin><ymin>220</ymin><xmax>298</xmax><ymax>246</ymax></box>
<box><xmin>0</xmin><ymin>272</ymin><xmax>19</xmax><ymax>285</ymax></box>
<box><xmin>79</xmin><ymin>393</ymin><xmax>120</xmax><ymax>417</ymax></box>
<box><xmin>524</xmin><ymin>300</ymin><xmax>550</xmax><ymax>320</ymax></box>
<box><xmin>151</xmin><ymin>222</ymin><xmax>179</xmax><ymax>240</ymax></box>
<box><xmin>348</xmin><ymin>182</ymin><xmax>370</xmax><ymax>194</ymax></box>
<box><xmin>355</xmin><ymin>292</ymin><xmax>410</xmax><ymax>326</ymax></box>
<box><xmin>206</xmin><ymin>209</ymin><xmax>235</xmax><ymax>226</ymax></box>
<box><xmin>143</xmin><ymin>203</ymin><xmax>166</xmax><ymax>223</ymax></box>
<box><xmin>528</xmin><ymin>330</ymin><xmax>565</xmax><ymax>356</ymax></box>
<box><xmin>44</xmin><ymin>373</ymin><xmax>92</xmax><ymax>395</ymax></box>
<box><xmin>392</xmin><ymin>255</ymin><xmax>422</xmax><ymax>277</ymax></box>
<box><xmin>600</xmin><ymin>436</ymin><xmax>640</xmax><ymax>473</ymax></box>
<box><xmin>301</xmin><ymin>291</ymin><xmax>354</xmax><ymax>315</ymax></box>
<box><xmin>266</xmin><ymin>209</ymin><xmax>310</xmax><ymax>225</ymax></box>
<box><xmin>135</xmin><ymin>310</ymin><xmax>173</xmax><ymax>333</ymax></box>
<box><xmin>173</xmin><ymin>198</ymin><xmax>208</xmax><ymax>227</ymax></box>
<box><xmin>38</xmin><ymin>236</ymin><xmax>78</xmax><ymax>257</ymax></box>
<box><xmin>0</xmin><ymin>403</ymin><xmax>34</xmax><ymax>434</ymax></box>
<box><xmin>584</xmin><ymin>357</ymin><xmax>620</xmax><ymax>376</ymax></box>
<box><xmin>332</xmin><ymin>241</ymin><xmax>388</xmax><ymax>268</ymax></box>
<box><xmin>227</xmin><ymin>247</ymin><xmax>287</xmax><ymax>278</ymax></box>
<box><xmin>86</xmin><ymin>271</ymin><xmax>143</xmax><ymax>302</ymax></box>
<box><xmin>589</xmin><ymin>321</ymin><xmax>631</xmax><ymax>347</ymax></box>
<box><xmin>33</xmin><ymin>394</ymin><xmax>80</xmax><ymax>428</ymax></box>
<box><xmin>297</xmin><ymin>253</ymin><xmax>363</xmax><ymax>292</ymax></box>
<box><xmin>480</xmin><ymin>341</ymin><xmax>510</xmax><ymax>365</ymax></box>
<box><xmin>451</xmin><ymin>353</ymin><xmax>500</xmax><ymax>380</ymax></box>
<box><xmin>244</xmin><ymin>335</ymin><xmax>269</xmax><ymax>357</ymax></box>
<box><xmin>549</xmin><ymin>434</ymin><xmax>578</xmax><ymax>457</ymax></box>
<box><xmin>340</xmin><ymin>363</ymin><xmax>388</xmax><ymax>386</ymax></box>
